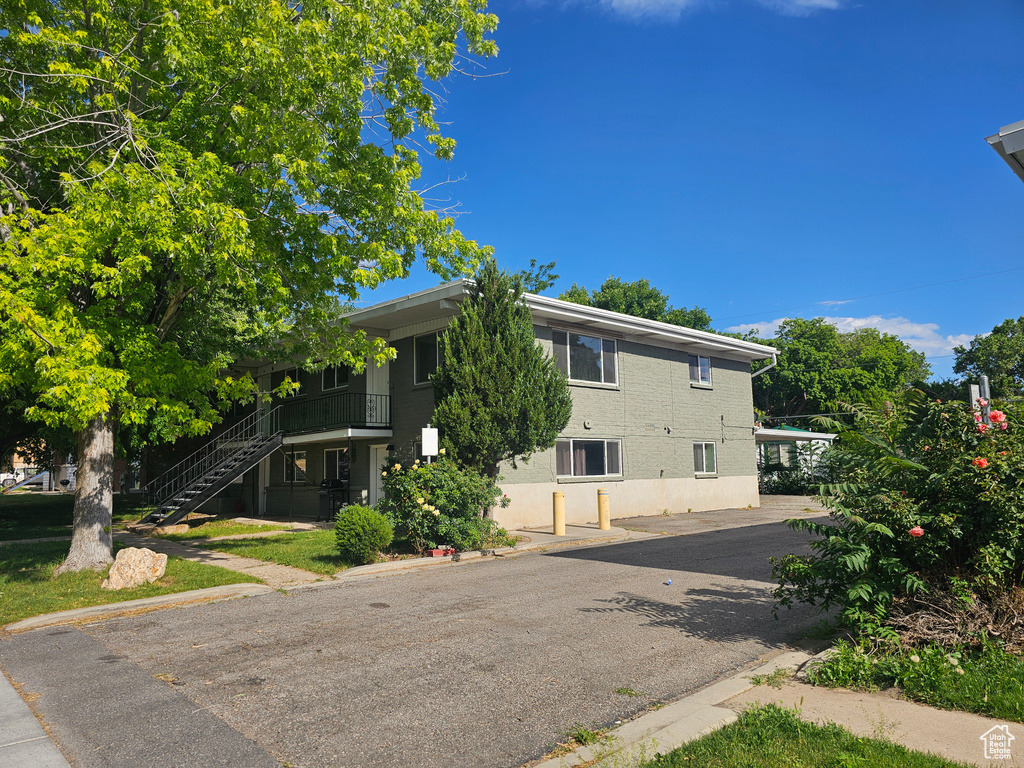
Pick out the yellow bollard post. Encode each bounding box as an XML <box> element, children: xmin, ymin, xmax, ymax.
<box><xmin>597</xmin><ymin>488</ymin><xmax>611</xmax><ymax>530</ymax></box>
<box><xmin>552</xmin><ymin>491</ymin><xmax>566</xmax><ymax>536</ymax></box>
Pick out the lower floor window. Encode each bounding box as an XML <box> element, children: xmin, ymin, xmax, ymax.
<box><xmin>693</xmin><ymin>442</ymin><xmax>717</xmax><ymax>474</ymax></box>
<box><xmin>324</xmin><ymin>447</ymin><xmax>351</xmax><ymax>483</ymax></box>
<box><xmin>556</xmin><ymin>439</ymin><xmax>621</xmax><ymax>477</ymax></box>
<box><xmin>284</xmin><ymin>450</ymin><xmax>307</xmax><ymax>482</ymax></box>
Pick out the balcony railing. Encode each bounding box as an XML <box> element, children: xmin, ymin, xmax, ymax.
<box><xmin>279</xmin><ymin>392</ymin><xmax>391</xmax><ymax>435</ymax></box>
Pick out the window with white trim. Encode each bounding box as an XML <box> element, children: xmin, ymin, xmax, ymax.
<box><xmin>688</xmin><ymin>355</ymin><xmax>712</xmax><ymax>386</ymax></box>
<box><xmin>284</xmin><ymin>451</ymin><xmax>307</xmax><ymax>482</ymax></box>
<box><xmin>414</xmin><ymin>332</ymin><xmax>439</xmax><ymax>385</ymax></box>
<box><xmin>693</xmin><ymin>442</ymin><xmax>717</xmax><ymax>474</ymax></box>
<box><xmin>556</xmin><ymin>438</ymin><xmax>622</xmax><ymax>477</ymax></box>
<box><xmin>552</xmin><ymin>330</ymin><xmax>617</xmax><ymax>385</ymax></box>
<box><xmin>322</xmin><ymin>365</ymin><xmax>349</xmax><ymax>391</ymax></box>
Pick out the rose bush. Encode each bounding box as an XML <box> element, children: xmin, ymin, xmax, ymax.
<box><xmin>773</xmin><ymin>391</ymin><xmax>1024</xmax><ymax>638</ymax></box>
<box><xmin>377</xmin><ymin>456</ymin><xmax>510</xmax><ymax>553</ymax></box>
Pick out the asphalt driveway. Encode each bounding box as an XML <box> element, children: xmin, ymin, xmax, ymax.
<box><xmin>1</xmin><ymin>501</ymin><xmax>825</xmax><ymax>768</ymax></box>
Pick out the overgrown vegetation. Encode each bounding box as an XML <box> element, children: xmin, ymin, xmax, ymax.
<box><xmin>773</xmin><ymin>391</ymin><xmax>1024</xmax><ymax>642</ymax></box>
<box><xmin>807</xmin><ymin>640</ymin><xmax>1024</xmax><ymax>724</ymax></box>
<box><xmin>334</xmin><ymin>505</ymin><xmax>393</xmax><ymax>565</ymax></box>
<box><xmin>0</xmin><ymin>540</ymin><xmax>259</xmax><ymax>625</ymax></box>
<box><xmin>641</xmin><ymin>704</ymin><xmax>973</xmax><ymax>768</ymax></box>
<box><xmin>377</xmin><ymin>456</ymin><xmax>512</xmax><ymax>553</ymax></box>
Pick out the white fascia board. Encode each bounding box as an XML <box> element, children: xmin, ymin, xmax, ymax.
<box><xmin>525</xmin><ymin>294</ymin><xmax>778</xmax><ymax>361</ymax></box>
<box><xmin>344</xmin><ymin>280</ymin><xmax>473</xmax><ymax>330</ymax></box>
<box><xmin>283</xmin><ymin>428</ymin><xmax>393</xmax><ymax>445</ymax></box>
<box><xmin>755</xmin><ymin>428</ymin><xmax>836</xmax><ymax>442</ymax></box>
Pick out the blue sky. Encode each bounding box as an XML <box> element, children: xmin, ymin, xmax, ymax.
<box><xmin>362</xmin><ymin>0</ymin><xmax>1024</xmax><ymax>379</ymax></box>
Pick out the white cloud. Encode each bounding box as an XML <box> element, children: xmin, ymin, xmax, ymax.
<box><xmin>725</xmin><ymin>315</ymin><xmax>975</xmax><ymax>359</ymax></box>
<box><xmin>593</xmin><ymin>0</ymin><xmax>848</xmax><ymax>21</ymax></box>
<box><xmin>755</xmin><ymin>0</ymin><xmax>847</xmax><ymax>17</ymax></box>
<box><xmin>817</xmin><ymin>299</ymin><xmax>853</xmax><ymax>307</ymax></box>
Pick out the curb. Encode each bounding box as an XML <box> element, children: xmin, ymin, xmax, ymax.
<box><xmin>528</xmin><ymin>650</ymin><xmax>813</xmax><ymax>768</ymax></box>
<box><xmin>3</xmin><ymin>583</ymin><xmax>275</xmax><ymax>634</ymax></box>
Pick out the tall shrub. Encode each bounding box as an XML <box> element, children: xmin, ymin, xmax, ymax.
<box><xmin>773</xmin><ymin>391</ymin><xmax>1024</xmax><ymax>638</ymax></box>
<box><xmin>431</xmin><ymin>260</ymin><xmax>572</xmax><ymax>480</ymax></box>
<box><xmin>378</xmin><ymin>457</ymin><xmax>509</xmax><ymax>552</ymax></box>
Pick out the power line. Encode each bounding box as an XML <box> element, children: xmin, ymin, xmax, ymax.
<box><xmin>718</xmin><ymin>266</ymin><xmax>1024</xmax><ymax>323</ymax></box>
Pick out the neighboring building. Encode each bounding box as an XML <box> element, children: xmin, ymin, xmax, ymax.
<box><xmin>755</xmin><ymin>426</ymin><xmax>836</xmax><ymax>474</ymax></box>
<box><xmin>144</xmin><ymin>280</ymin><xmax>778</xmax><ymax>529</ymax></box>
<box><xmin>986</xmin><ymin>120</ymin><xmax>1024</xmax><ymax>183</ymax></box>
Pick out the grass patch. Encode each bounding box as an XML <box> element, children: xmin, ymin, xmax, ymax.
<box><xmin>749</xmin><ymin>668</ymin><xmax>792</xmax><ymax>689</ymax></box>
<box><xmin>155</xmin><ymin>520</ymin><xmax>289</xmax><ymax>541</ymax></box>
<box><xmin>196</xmin><ymin>529</ymin><xmax>347</xmax><ymax>575</ymax></box>
<box><xmin>614</xmin><ymin>686</ymin><xmax>644</xmax><ymax>697</ymax></box>
<box><xmin>0</xmin><ymin>540</ymin><xmax>260</xmax><ymax>626</ymax></box>
<box><xmin>641</xmin><ymin>704</ymin><xmax>973</xmax><ymax>768</ymax></box>
<box><xmin>0</xmin><ymin>493</ymin><xmax>155</xmax><ymax>541</ymax></box>
<box><xmin>807</xmin><ymin>640</ymin><xmax>1024</xmax><ymax>724</ymax></box>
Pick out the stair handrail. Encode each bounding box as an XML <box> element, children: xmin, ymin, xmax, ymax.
<box><xmin>143</xmin><ymin>406</ymin><xmax>281</xmax><ymax>504</ymax></box>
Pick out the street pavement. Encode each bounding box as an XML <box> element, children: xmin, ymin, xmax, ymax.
<box><xmin>1</xmin><ymin>504</ymin><xmax>823</xmax><ymax>768</ymax></box>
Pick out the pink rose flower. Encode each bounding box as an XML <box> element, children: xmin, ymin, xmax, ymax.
<box><xmin>974</xmin><ymin>413</ymin><xmax>982</xmax><ymax>423</ymax></box>
<box><xmin>909</xmin><ymin>526</ymin><xmax>924</xmax><ymax>538</ymax></box>
<box><xmin>1000</xmin><ymin>423</ymin><xmax>1008</xmax><ymax>430</ymax></box>
<box><xmin>972</xmin><ymin>457</ymin><xmax>988</xmax><ymax>469</ymax></box>
<box><xmin>977</xmin><ymin>398</ymin><xmax>988</xmax><ymax>408</ymax></box>
<box><xmin>978</xmin><ymin>423</ymin><xmax>989</xmax><ymax>433</ymax></box>
<box><xmin>990</xmin><ymin>410</ymin><xmax>1006</xmax><ymax>423</ymax></box>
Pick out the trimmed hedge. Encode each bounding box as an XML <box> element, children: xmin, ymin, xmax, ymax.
<box><xmin>334</xmin><ymin>505</ymin><xmax>393</xmax><ymax>565</ymax></box>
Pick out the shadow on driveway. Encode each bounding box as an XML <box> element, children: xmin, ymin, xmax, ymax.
<box><xmin>543</xmin><ymin>519</ymin><xmax>815</xmax><ymax>581</ymax></box>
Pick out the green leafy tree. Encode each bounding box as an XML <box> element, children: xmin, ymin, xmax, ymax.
<box><xmin>0</xmin><ymin>0</ymin><xmax>497</xmax><ymax>571</ymax></box>
<box><xmin>516</xmin><ymin>259</ymin><xmax>559</xmax><ymax>294</ymax></box>
<box><xmin>754</xmin><ymin>318</ymin><xmax>930</xmax><ymax>418</ymax></box>
<box><xmin>432</xmin><ymin>260</ymin><xmax>572</xmax><ymax>482</ymax></box>
<box><xmin>954</xmin><ymin>317</ymin><xmax>1024</xmax><ymax>398</ymax></box>
<box><xmin>559</xmin><ymin>276</ymin><xmax>712</xmax><ymax>331</ymax></box>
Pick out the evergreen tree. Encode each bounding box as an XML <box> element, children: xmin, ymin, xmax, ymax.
<box><xmin>432</xmin><ymin>261</ymin><xmax>572</xmax><ymax>482</ymax></box>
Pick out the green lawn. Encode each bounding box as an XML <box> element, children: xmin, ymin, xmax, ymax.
<box><xmin>0</xmin><ymin>492</ymin><xmax>155</xmax><ymax>541</ymax></box>
<box><xmin>155</xmin><ymin>520</ymin><xmax>289</xmax><ymax>541</ymax></box>
<box><xmin>196</xmin><ymin>529</ymin><xmax>348</xmax><ymax>575</ymax></box>
<box><xmin>0</xmin><ymin>540</ymin><xmax>261</xmax><ymax>626</ymax></box>
<box><xmin>641</xmin><ymin>704</ymin><xmax>972</xmax><ymax>768</ymax></box>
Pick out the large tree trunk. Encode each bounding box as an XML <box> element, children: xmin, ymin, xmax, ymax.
<box><xmin>55</xmin><ymin>412</ymin><xmax>114</xmax><ymax>573</ymax></box>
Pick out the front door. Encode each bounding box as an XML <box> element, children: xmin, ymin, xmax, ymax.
<box><xmin>369</xmin><ymin>444</ymin><xmax>388</xmax><ymax>506</ymax></box>
<box><xmin>366</xmin><ymin>359</ymin><xmax>390</xmax><ymax>426</ymax></box>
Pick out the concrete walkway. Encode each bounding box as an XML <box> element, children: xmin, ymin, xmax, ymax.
<box><xmin>0</xmin><ymin>668</ymin><xmax>70</xmax><ymax>768</ymax></box>
<box><xmin>724</xmin><ymin>677</ymin><xmax>1018</xmax><ymax>768</ymax></box>
<box><xmin>530</xmin><ymin>652</ymin><xmax>1018</xmax><ymax>768</ymax></box>
<box><xmin>113</xmin><ymin>530</ymin><xmax>325</xmax><ymax>589</ymax></box>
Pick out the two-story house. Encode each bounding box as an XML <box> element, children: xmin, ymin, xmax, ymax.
<box><xmin>142</xmin><ymin>279</ymin><xmax>777</xmax><ymax>530</ymax></box>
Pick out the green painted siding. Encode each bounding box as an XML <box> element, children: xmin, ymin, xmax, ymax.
<box><xmin>498</xmin><ymin>327</ymin><xmax>756</xmax><ymax>485</ymax></box>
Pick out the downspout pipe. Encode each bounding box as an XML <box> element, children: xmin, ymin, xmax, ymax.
<box><xmin>751</xmin><ymin>353</ymin><xmax>777</xmax><ymax>378</ymax></box>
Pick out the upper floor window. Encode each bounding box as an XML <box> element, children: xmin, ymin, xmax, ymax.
<box><xmin>322</xmin><ymin>365</ymin><xmax>349</xmax><ymax>391</ymax></box>
<box><xmin>556</xmin><ymin>438</ymin><xmax>621</xmax><ymax>477</ymax></box>
<box><xmin>414</xmin><ymin>332</ymin><xmax>440</xmax><ymax>385</ymax></box>
<box><xmin>689</xmin><ymin>355</ymin><xmax>712</xmax><ymax>386</ymax></box>
<box><xmin>282</xmin><ymin>367</ymin><xmax>306</xmax><ymax>396</ymax></box>
<box><xmin>552</xmin><ymin>330</ymin><xmax>617</xmax><ymax>385</ymax></box>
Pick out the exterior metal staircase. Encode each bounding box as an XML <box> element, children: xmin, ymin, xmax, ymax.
<box><xmin>139</xmin><ymin>407</ymin><xmax>283</xmax><ymax>527</ymax></box>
